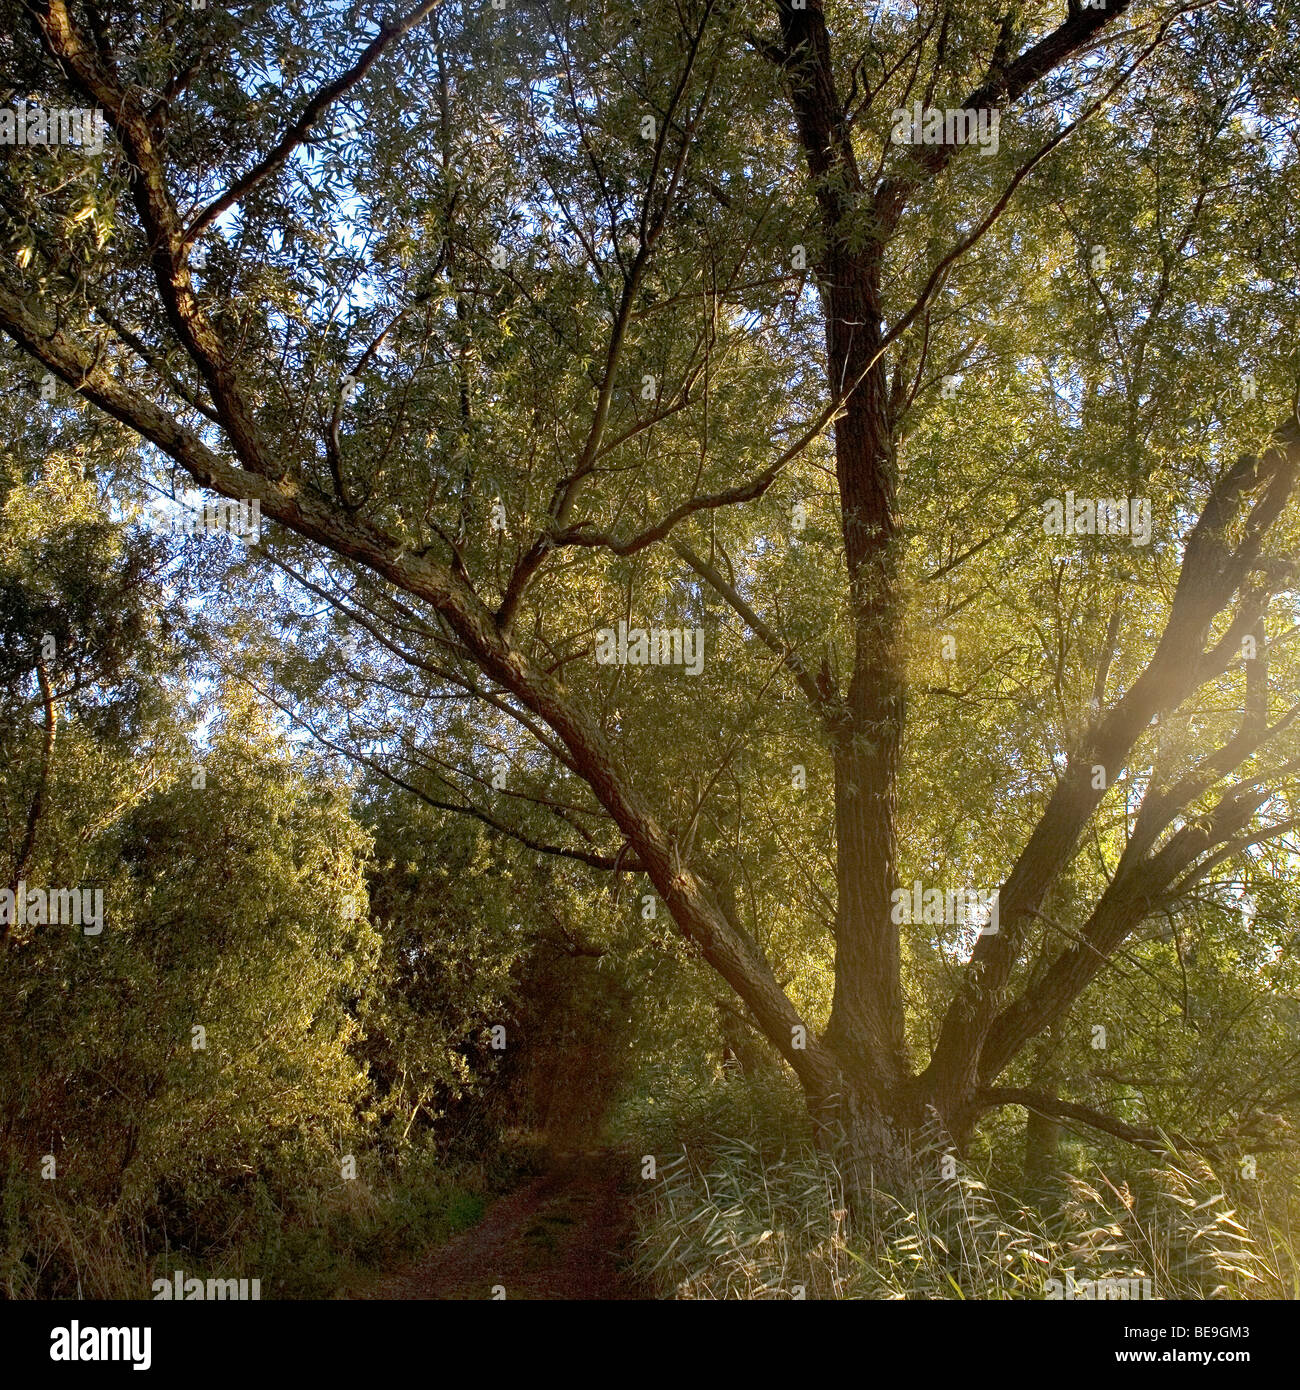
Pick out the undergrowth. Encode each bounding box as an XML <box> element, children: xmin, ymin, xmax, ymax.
<box><xmin>625</xmin><ymin>1072</ymin><xmax>1298</xmax><ymax>1300</ymax></box>
<box><xmin>0</xmin><ymin>1140</ymin><xmax>495</xmax><ymax>1300</ymax></box>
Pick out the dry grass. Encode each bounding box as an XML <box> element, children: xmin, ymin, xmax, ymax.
<box><xmin>633</xmin><ymin>1111</ymin><xmax>1291</xmax><ymax>1301</ymax></box>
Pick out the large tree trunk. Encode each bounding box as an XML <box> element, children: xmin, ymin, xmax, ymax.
<box><xmin>770</xmin><ymin>0</ymin><xmax>1159</xmax><ymax>1173</ymax></box>
<box><xmin>821</xmin><ymin>258</ymin><xmax>912</xmax><ymax>1111</ymax></box>
<box><xmin>775</xmin><ymin>0</ymin><xmax>912</xmax><ymax>1115</ymax></box>
<box><xmin>806</xmin><ymin>1071</ymin><xmax>955</xmax><ymax>1201</ymax></box>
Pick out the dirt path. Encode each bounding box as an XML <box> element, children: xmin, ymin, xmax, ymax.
<box><xmin>362</xmin><ymin>1149</ymin><xmax>649</xmax><ymax>1300</ymax></box>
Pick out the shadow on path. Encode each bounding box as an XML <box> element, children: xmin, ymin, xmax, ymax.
<box><xmin>361</xmin><ymin>1148</ymin><xmax>650</xmax><ymax>1300</ymax></box>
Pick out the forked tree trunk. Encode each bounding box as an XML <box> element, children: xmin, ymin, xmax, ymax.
<box><xmin>766</xmin><ymin>0</ymin><xmax>1154</xmax><ymax>1197</ymax></box>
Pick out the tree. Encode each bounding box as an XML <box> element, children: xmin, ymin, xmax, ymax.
<box><xmin>1</xmin><ymin>0</ymin><xmax>1297</xmax><ymax>1186</ymax></box>
<box><xmin>0</xmin><ymin>468</ymin><xmax>378</xmax><ymax>1279</ymax></box>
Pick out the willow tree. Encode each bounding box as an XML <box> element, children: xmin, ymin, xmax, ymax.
<box><xmin>2</xmin><ymin>0</ymin><xmax>1297</xmax><ymax>1181</ymax></box>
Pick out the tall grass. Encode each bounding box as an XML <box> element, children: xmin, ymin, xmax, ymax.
<box><xmin>629</xmin><ymin>1076</ymin><xmax>1293</xmax><ymax>1300</ymax></box>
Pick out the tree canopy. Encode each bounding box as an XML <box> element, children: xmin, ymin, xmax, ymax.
<box><xmin>2</xmin><ymin>0</ymin><xmax>1298</xmax><ymax>1198</ymax></box>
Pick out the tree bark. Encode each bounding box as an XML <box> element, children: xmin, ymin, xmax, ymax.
<box><xmin>777</xmin><ymin>0</ymin><xmax>910</xmax><ymax>1118</ymax></box>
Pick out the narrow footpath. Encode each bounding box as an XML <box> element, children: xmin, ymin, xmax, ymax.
<box><xmin>363</xmin><ymin>1149</ymin><xmax>648</xmax><ymax>1300</ymax></box>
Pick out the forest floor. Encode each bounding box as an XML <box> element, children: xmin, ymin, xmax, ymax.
<box><xmin>360</xmin><ymin>1148</ymin><xmax>649</xmax><ymax>1300</ymax></box>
